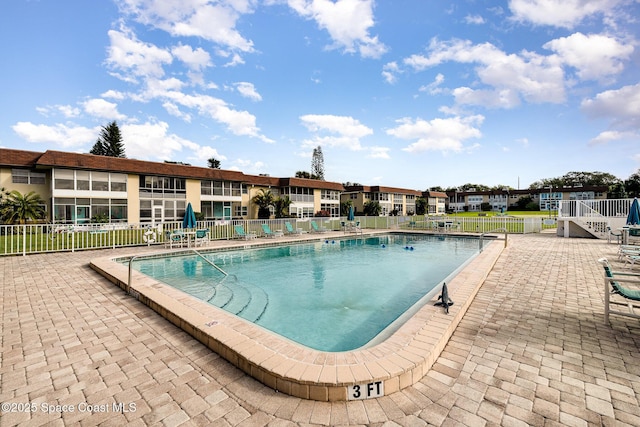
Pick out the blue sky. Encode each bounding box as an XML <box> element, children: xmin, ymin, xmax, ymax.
<box><xmin>1</xmin><ymin>0</ymin><xmax>639</xmax><ymax>190</ymax></box>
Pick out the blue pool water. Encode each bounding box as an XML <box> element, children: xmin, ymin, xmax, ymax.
<box><xmin>129</xmin><ymin>234</ymin><xmax>480</xmax><ymax>351</ymax></box>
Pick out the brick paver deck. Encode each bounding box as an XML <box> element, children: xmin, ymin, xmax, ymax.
<box><xmin>1</xmin><ymin>233</ymin><xmax>639</xmax><ymax>426</ymax></box>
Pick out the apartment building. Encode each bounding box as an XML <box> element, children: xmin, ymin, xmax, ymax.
<box><xmin>342</xmin><ymin>185</ymin><xmax>422</xmax><ymax>216</ymax></box>
<box><xmin>446</xmin><ymin>186</ymin><xmax>609</xmax><ymax>212</ymax></box>
<box><xmin>0</xmin><ymin>148</ymin><xmax>344</xmax><ymax>224</ymax></box>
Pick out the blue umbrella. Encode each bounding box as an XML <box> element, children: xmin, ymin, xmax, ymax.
<box><xmin>627</xmin><ymin>198</ymin><xmax>640</xmax><ymax>225</ymax></box>
<box><xmin>348</xmin><ymin>206</ymin><xmax>355</xmax><ymax>222</ymax></box>
<box><xmin>183</xmin><ymin>202</ymin><xmax>197</xmax><ymax>229</ymax></box>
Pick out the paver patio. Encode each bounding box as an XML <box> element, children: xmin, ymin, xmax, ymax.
<box><xmin>1</xmin><ymin>233</ymin><xmax>639</xmax><ymax>426</ymax></box>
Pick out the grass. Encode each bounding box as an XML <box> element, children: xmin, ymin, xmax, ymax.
<box><xmin>450</xmin><ymin>211</ymin><xmax>554</xmax><ymax>218</ymax></box>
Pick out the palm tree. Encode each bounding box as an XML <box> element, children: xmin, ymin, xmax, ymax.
<box><xmin>252</xmin><ymin>189</ymin><xmax>275</xmax><ymax>219</ymax></box>
<box><xmin>1</xmin><ymin>190</ymin><xmax>46</xmax><ymax>224</ymax></box>
<box><xmin>273</xmin><ymin>196</ymin><xmax>292</xmax><ymax>218</ymax></box>
<box><xmin>207</xmin><ymin>157</ymin><xmax>221</xmax><ymax>169</ymax></box>
<box><xmin>363</xmin><ymin>200</ymin><xmax>381</xmax><ymax>216</ymax></box>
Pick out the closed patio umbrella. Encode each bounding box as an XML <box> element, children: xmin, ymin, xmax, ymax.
<box><xmin>183</xmin><ymin>202</ymin><xmax>197</xmax><ymax>229</ymax></box>
<box><xmin>348</xmin><ymin>206</ymin><xmax>355</xmax><ymax>222</ymax></box>
<box><xmin>627</xmin><ymin>198</ymin><xmax>640</xmax><ymax>225</ymax></box>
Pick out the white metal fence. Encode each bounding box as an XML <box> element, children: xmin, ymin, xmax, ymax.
<box><xmin>0</xmin><ymin>215</ymin><xmax>542</xmax><ymax>256</ymax></box>
<box><xmin>559</xmin><ymin>199</ymin><xmax>633</xmax><ymax>219</ymax></box>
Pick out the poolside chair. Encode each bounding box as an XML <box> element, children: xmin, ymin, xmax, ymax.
<box><xmin>598</xmin><ymin>258</ymin><xmax>640</xmax><ymax>323</ymax></box>
<box><xmin>310</xmin><ymin>220</ymin><xmax>327</xmax><ymax>233</ymax></box>
<box><xmin>234</xmin><ymin>225</ymin><xmax>257</xmax><ymax>240</ymax></box>
<box><xmin>285</xmin><ymin>221</ymin><xmax>307</xmax><ymax>235</ymax></box>
<box><xmin>166</xmin><ymin>230</ymin><xmax>185</xmax><ymax>248</ymax></box>
<box><xmin>617</xmin><ymin>244</ymin><xmax>640</xmax><ymax>260</ymax></box>
<box><xmin>194</xmin><ymin>229</ymin><xmax>210</xmax><ymax>247</ymax></box>
<box><xmin>607</xmin><ymin>226</ymin><xmax>622</xmax><ymax>244</ymax></box>
<box><xmin>261</xmin><ymin>223</ymin><xmax>283</xmax><ymax>238</ymax></box>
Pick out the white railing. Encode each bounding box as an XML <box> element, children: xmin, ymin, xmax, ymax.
<box><xmin>559</xmin><ymin>199</ymin><xmax>633</xmax><ymax>219</ymax></box>
<box><xmin>0</xmin><ymin>214</ymin><xmax>541</xmax><ymax>257</ymax></box>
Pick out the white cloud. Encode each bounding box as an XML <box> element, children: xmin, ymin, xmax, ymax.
<box><xmin>299</xmin><ymin>114</ymin><xmax>373</xmax><ymax>150</ymax></box>
<box><xmin>508</xmin><ymin>0</ymin><xmax>624</xmax><ymax>29</ymax></box>
<box><xmin>589</xmin><ymin>130</ymin><xmax>638</xmax><ymax>145</ymax></box>
<box><xmin>404</xmin><ymin>38</ymin><xmax>566</xmax><ymax>107</ymax></box>
<box><xmin>367</xmin><ymin>146</ymin><xmax>390</xmax><ymax>159</ymax></box>
<box><xmin>118</xmin><ymin>0</ymin><xmax>255</xmax><ymax>53</ymax></box>
<box><xmin>188</xmin><ymin>145</ymin><xmax>227</xmax><ymax>166</ymax></box>
<box><xmin>36</xmin><ymin>105</ymin><xmax>81</xmax><ymax>118</ymax></box>
<box><xmin>162</xmin><ymin>91</ymin><xmax>272</xmax><ymax>142</ymax></box>
<box><xmin>287</xmin><ymin>0</ymin><xmax>387</xmax><ymax>58</ymax></box>
<box><xmin>106</xmin><ymin>27</ymin><xmax>172</xmax><ymax>81</ymax></box>
<box><xmin>120</xmin><ymin>121</ymin><xmax>199</xmax><ymax>161</ymax></box>
<box><xmin>83</xmin><ymin>98</ymin><xmax>127</xmax><ymax>120</ymax></box>
<box><xmin>382</xmin><ymin>61</ymin><xmax>400</xmax><ymax>84</ymax></box>
<box><xmin>581</xmin><ymin>83</ymin><xmax>640</xmax><ymax>135</ymax></box>
<box><xmin>464</xmin><ymin>15</ymin><xmax>485</xmax><ymax>24</ymax></box>
<box><xmin>12</xmin><ymin>122</ymin><xmax>99</xmax><ymax>147</ymax></box>
<box><xmin>543</xmin><ymin>32</ymin><xmax>634</xmax><ymax>81</ymax></box>
<box><xmin>171</xmin><ymin>44</ymin><xmax>213</xmax><ymax>70</ymax></box>
<box><xmin>235</xmin><ymin>82</ymin><xmax>262</xmax><ymax>101</ymax></box>
<box><xmin>419</xmin><ymin>73</ymin><xmax>445</xmax><ymax>95</ymax></box>
<box><xmin>387</xmin><ymin>115</ymin><xmax>484</xmax><ymax>153</ymax></box>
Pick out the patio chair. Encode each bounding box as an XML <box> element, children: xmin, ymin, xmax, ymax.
<box><xmin>285</xmin><ymin>221</ymin><xmax>307</xmax><ymax>235</ymax></box>
<box><xmin>617</xmin><ymin>244</ymin><xmax>640</xmax><ymax>259</ymax></box>
<box><xmin>166</xmin><ymin>230</ymin><xmax>185</xmax><ymax>249</ymax></box>
<box><xmin>310</xmin><ymin>220</ymin><xmax>327</xmax><ymax>233</ymax></box>
<box><xmin>598</xmin><ymin>258</ymin><xmax>640</xmax><ymax>323</ymax></box>
<box><xmin>261</xmin><ymin>223</ymin><xmax>283</xmax><ymax>238</ymax></box>
<box><xmin>194</xmin><ymin>229</ymin><xmax>210</xmax><ymax>247</ymax></box>
<box><xmin>607</xmin><ymin>226</ymin><xmax>622</xmax><ymax>244</ymax></box>
<box><xmin>234</xmin><ymin>225</ymin><xmax>257</xmax><ymax>240</ymax></box>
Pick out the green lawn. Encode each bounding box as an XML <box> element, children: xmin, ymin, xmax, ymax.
<box><xmin>450</xmin><ymin>211</ymin><xmax>553</xmax><ymax>218</ymax></box>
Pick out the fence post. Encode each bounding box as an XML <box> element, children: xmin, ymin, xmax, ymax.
<box><xmin>22</xmin><ymin>225</ymin><xmax>26</xmax><ymax>256</ymax></box>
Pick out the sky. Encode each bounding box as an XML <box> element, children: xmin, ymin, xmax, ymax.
<box><xmin>1</xmin><ymin>0</ymin><xmax>639</xmax><ymax>191</ymax></box>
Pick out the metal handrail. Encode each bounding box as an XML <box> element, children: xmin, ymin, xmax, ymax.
<box><xmin>192</xmin><ymin>249</ymin><xmax>229</xmax><ymax>277</ymax></box>
<box><xmin>479</xmin><ymin>227</ymin><xmax>508</xmax><ymax>252</ymax></box>
<box><xmin>127</xmin><ymin>254</ymin><xmax>144</xmax><ymax>295</ymax></box>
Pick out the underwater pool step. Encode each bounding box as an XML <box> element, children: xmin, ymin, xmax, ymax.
<box><xmin>236</xmin><ymin>283</ymin><xmax>269</xmax><ymax>322</ymax></box>
<box><xmin>172</xmin><ymin>281</ymin><xmax>216</xmax><ymax>301</ymax></box>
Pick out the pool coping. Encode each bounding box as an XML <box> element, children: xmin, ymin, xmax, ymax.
<box><xmin>89</xmin><ymin>231</ymin><xmax>504</xmax><ymax>401</ymax></box>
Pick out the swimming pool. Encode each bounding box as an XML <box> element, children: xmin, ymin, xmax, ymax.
<box><xmin>91</xmin><ymin>231</ymin><xmax>503</xmax><ymax>401</ymax></box>
<box><xmin>129</xmin><ymin>234</ymin><xmax>480</xmax><ymax>351</ymax></box>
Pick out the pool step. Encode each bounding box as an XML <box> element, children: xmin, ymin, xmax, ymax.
<box><xmin>235</xmin><ymin>282</ymin><xmax>269</xmax><ymax>322</ymax></box>
<box><xmin>208</xmin><ymin>284</ymin><xmax>233</xmax><ymax>308</ymax></box>
<box><xmin>172</xmin><ymin>280</ymin><xmax>216</xmax><ymax>301</ymax></box>
<box><xmin>207</xmin><ymin>280</ymin><xmax>269</xmax><ymax>323</ymax></box>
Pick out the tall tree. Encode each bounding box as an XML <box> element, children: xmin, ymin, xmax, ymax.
<box><xmin>625</xmin><ymin>170</ymin><xmax>640</xmax><ymax>198</ymax></box>
<box><xmin>295</xmin><ymin>171</ymin><xmax>313</xmax><ymax>179</ymax></box>
<box><xmin>0</xmin><ymin>190</ymin><xmax>46</xmax><ymax>224</ymax></box>
<box><xmin>529</xmin><ymin>171</ymin><xmax>621</xmax><ymax>189</ymax></box>
<box><xmin>311</xmin><ymin>146</ymin><xmax>325</xmax><ymax>180</ymax></box>
<box><xmin>273</xmin><ymin>196</ymin><xmax>292</xmax><ymax>218</ymax></box>
<box><xmin>207</xmin><ymin>157</ymin><xmax>221</xmax><ymax>169</ymax></box>
<box><xmin>251</xmin><ymin>189</ymin><xmax>275</xmax><ymax>219</ymax></box>
<box><xmin>90</xmin><ymin>121</ymin><xmax>126</xmax><ymax>158</ymax></box>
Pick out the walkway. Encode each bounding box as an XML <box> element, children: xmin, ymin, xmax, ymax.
<box><xmin>1</xmin><ymin>234</ymin><xmax>639</xmax><ymax>426</ymax></box>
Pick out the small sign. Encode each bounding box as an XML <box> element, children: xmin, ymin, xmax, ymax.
<box><xmin>347</xmin><ymin>381</ymin><xmax>384</xmax><ymax>400</ymax></box>
<box><xmin>543</xmin><ymin>219</ymin><xmax>556</xmax><ymax>225</ymax></box>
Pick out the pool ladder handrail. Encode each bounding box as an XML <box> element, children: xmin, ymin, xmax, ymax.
<box><xmin>128</xmin><ymin>250</ymin><xmax>235</xmax><ymax>293</ymax></box>
<box><xmin>191</xmin><ymin>249</ymin><xmax>232</xmax><ymax>278</ymax></box>
<box><xmin>479</xmin><ymin>227</ymin><xmax>508</xmax><ymax>252</ymax></box>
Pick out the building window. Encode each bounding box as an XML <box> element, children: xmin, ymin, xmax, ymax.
<box><xmin>54</xmin><ymin>170</ymin><xmax>75</xmax><ymax>190</ymax></box>
<box><xmin>91</xmin><ymin>172</ymin><xmax>109</xmax><ymax>191</ymax></box>
<box><xmin>110</xmin><ymin>174</ymin><xmax>127</xmax><ymax>192</ymax></box>
<box><xmin>76</xmin><ymin>171</ymin><xmax>90</xmax><ymax>191</ymax></box>
<box><xmin>12</xmin><ymin>169</ymin><xmax>46</xmax><ymax>185</ymax></box>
